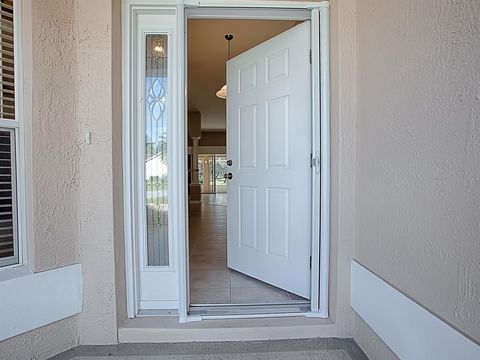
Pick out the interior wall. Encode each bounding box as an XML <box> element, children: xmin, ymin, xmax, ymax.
<box><xmin>188</xmin><ymin>131</ymin><xmax>226</xmax><ymax>147</ymax></box>
<box><xmin>353</xmin><ymin>0</ymin><xmax>480</xmax><ymax>352</ymax></box>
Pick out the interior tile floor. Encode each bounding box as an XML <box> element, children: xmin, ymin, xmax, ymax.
<box><xmin>189</xmin><ymin>194</ymin><xmax>306</xmax><ymax>304</ymax></box>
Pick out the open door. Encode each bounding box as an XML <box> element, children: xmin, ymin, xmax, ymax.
<box><xmin>226</xmin><ymin>21</ymin><xmax>312</xmax><ymax>299</ymax></box>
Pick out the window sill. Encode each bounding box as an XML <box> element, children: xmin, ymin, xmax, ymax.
<box><xmin>0</xmin><ymin>264</ymin><xmax>32</xmax><ymax>282</ymax></box>
<box><xmin>0</xmin><ymin>263</ymin><xmax>82</xmax><ymax>341</ymax></box>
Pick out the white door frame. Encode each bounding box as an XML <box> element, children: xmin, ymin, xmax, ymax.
<box><xmin>122</xmin><ymin>0</ymin><xmax>330</xmax><ymax>322</ymax></box>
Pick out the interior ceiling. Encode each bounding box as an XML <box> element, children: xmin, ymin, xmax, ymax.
<box><xmin>187</xmin><ymin>19</ymin><xmax>299</xmax><ymax>131</ymax></box>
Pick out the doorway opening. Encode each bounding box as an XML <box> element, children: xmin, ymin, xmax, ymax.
<box><xmin>122</xmin><ymin>3</ymin><xmax>329</xmax><ymax>320</ymax></box>
<box><xmin>187</xmin><ymin>18</ymin><xmax>311</xmax><ymax>316</ymax></box>
<box><xmin>198</xmin><ymin>154</ymin><xmax>228</xmax><ymax>195</ymax></box>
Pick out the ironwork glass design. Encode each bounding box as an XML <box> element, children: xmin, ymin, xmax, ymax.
<box><xmin>145</xmin><ymin>34</ymin><xmax>169</xmax><ymax>267</ymax></box>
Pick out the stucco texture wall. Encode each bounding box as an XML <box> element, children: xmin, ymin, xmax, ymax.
<box><xmin>75</xmin><ymin>0</ymin><xmax>118</xmax><ymax>345</ymax></box>
<box><xmin>354</xmin><ymin>0</ymin><xmax>480</xmax><ymax>349</ymax></box>
<box><xmin>328</xmin><ymin>0</ymin><xmax>357</xmax><ymax>338</ymax></box>
<box><xmin>1</xmin><ymin>1</ymin><xmax>80</xmax><ymax>358</ymax></box>
<box><xmin>30</xmin><ymin>0</ymin><xmax>78</xmax><ymax>273</ymax></box>
<box><xmin>0</xmin><ymin>0</ymin><xmax>121</xmax><ymax>358</ymax></box>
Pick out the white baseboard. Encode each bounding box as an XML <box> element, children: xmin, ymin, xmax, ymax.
<box><xmin>0</xmin><ymin>263</ymin><xmax>82</xmax><ymax>341</ymax></box>
<box><xmin>351</xmin><ymin>260</ymin><xmax>480</xmax><ymax>360</ymax></box>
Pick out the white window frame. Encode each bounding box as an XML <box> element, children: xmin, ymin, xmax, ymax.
<box><xmin>122</xmin><ymin>0</ymin><xmax>330</xmax><ymax>322</ymax></box>
<box><xmin>0</xmin><ymin>0</ymin><xmax>27</xmax><ymax>271</ymax></box>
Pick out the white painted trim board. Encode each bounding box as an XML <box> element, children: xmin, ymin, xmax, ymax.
<box><xmin>123</xmin><ymin>0</ymin><xmax>331</xmax><ymax>321</ymax></box>
<box><xmin>351</xmin><ymin>260</ymin><xmax>480</xmax><ymax>360</ymax></box>
<box><xmin>0</xmin><ymin>264</ymin><xmax>82</xmax><ymax>341</ymax></box>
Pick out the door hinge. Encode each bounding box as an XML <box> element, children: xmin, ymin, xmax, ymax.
<box><xmin>310</xmin><ymin>256</ymin><xmax>312</xmax><ymax>269</ymax></box>
<box><xmin>311</xmin><ymin>153</ymin><xmax>320</xmax><ymax>173</ymax></box>
<box><xmin>309</xmin><ymin>49</ymin><xmax>312</xmax><ymax>64</ymax></box>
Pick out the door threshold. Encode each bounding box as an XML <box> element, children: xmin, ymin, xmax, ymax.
<box><xmin>190</xmin><ymin>300</ymin><xmax>309</xmax><ymax>307</ymax></box>
<box><xmin>189</xmin><ymin>302</ymin><xmax>310</xmax><ymax>317</ymax></box>
<box><xmin>118</xmin><ymin>315</ymin><xmax>335</xmax><ymax>343</ymax></box>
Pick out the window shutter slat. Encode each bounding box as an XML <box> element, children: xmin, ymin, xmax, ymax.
<box><xmin>0</xmin><ymin>0</ymin><xmax>18</xmax><ymax>268</ymax></box>
<box><xmin>0</xmin><ymin>130</ymin><xmax>15</xmax><ymax>261</ymax></box>
<box><xmin>0</xmin><ymin>0</ymin><xmax>15</xmax><ymax>123</ymax></box>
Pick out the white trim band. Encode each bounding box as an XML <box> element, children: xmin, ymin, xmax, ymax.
<box><xmin>0</xmin><ymin>264</ymin><xmax>82</xmax><ymax>341</ymax></box>
<box><xmin>351</xmin><ymin>260</ymin><xmax>480</xmax><ymax>360</ymax></box>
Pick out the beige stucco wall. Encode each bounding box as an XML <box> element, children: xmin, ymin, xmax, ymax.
<box><xmin>328</xmin><ymin>0</ymin><xmax>356</xmax><ymax>338</ymax></box>
<box><xmin>75</xmin><ymin>0</ymin><xmax>118</xmax><ymax>345</ymax></box>
<box><xmin>29</xmin><ymin>0</ymin><xmax>78</xmax><ymax>273</ymax></box>
<box><xmin>353</xmin><ymin>0</ymin><xmax>480</xmax><ymax>354</ymax></box>
<box><xmin>0</xmin><ymin>0</ymin><xmax>121</xmax><ymax>358</ymax></box>
<box><xmin>353</xmin><ymin>314</ymin><xmax>399</xmax><ymax>360</ymax></box>
<box><xmin>0</xmin><ymin>2</ymin><xmax>358</xmax><ymax>358</ymax></box>
<box><xmin>7</xmin><ymin>0</ymin><xmax>477</xmax><ymax>359</ymax></box>
<box><xmin>0</xmin><ymin>1</ymin><xmax>81</xmax><ymax>359</ymax></box>
<box><xmin>112</xmin><ymin>0</ymin><xmax>128</xmax><ymax>331</ymax></box>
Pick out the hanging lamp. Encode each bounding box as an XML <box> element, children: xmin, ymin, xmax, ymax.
<box><xmin>216</xmin><ymin>34</ymin><xmax>233</xmax><ymax>99</ymax></box>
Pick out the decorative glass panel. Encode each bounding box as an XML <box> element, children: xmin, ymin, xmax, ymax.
<box><xmin>145</xmin><ymin>34</ymin><xmax>169</xmax><ymax>267</ymax></box>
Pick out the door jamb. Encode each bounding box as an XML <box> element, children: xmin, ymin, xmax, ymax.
<box><xmin>180</xmin><ymin>3</ymin><xmax>330</xmax><ymax>322</ymax></box>
<box><xmin>121</xmin><ymin>0</ymin><xmax>330</xmax><ymax>323</ymax></box>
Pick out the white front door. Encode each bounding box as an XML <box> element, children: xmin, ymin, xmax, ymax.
<box><xmin>226</xmin><ymin>21</ymin><xmax>312</xmax><ymax>299</ymax></box>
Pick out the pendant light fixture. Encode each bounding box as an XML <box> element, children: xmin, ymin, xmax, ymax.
<box><xmin>216</xmin><ymin>34</ymin><xmax>233</xmax><ymax>99</ymax></box>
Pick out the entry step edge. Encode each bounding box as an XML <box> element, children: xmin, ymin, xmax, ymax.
<box><xmin>118</xmin><ymin>316</ymin><xmax>336</xmax><ymax>343</ymax></box>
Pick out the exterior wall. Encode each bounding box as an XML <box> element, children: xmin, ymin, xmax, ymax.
<box><xmin>328</xmin><ymin>0</ymin><xmax>356</xmax><ymax>337</ymax></box>
<box><xmin>1</xmin><ymin>0</ymin><xmax>121</xmax><ymax>358</ymax></box>
<box><xmin>75</xmin><ymin>0</ymin><xmax>118</xmax><ymax>344</ymax></box>
<box><xmin>112</xmin><ymin>0</ymin><xmax>128</xmax><ymax>330</ymax></box>
<box><xmin>29</xmin><ymin>0</ymin><xmax>78</xmax><ymax>273</ymax></box>
<box><xmin>0</xmin><ymin>1</ymin><xmax>81</xmax><ymax>358</ymax></box>
<box><xmin>353</xmin><ymin>0</ymin><xmax>480</xmax><ymax>355</ymax></box>
<box><xmin>0</xmin><ymin>318</ymin><xmax>78</xmax><ymax>360</ymax></box>
<box><xmin>352</xmin><ymin>313</ymin><xmax>399</xmax><ymax>360</ymax></box>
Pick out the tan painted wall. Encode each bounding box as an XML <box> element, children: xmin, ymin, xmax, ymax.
<box><xmin>327</xmin><ymin>0</ymin><xmax>356</xmax><ymax>338</ymax></box>
<box><xmin>353</xmin><ymin>314</ymin><xmax>399</xmax><ymax>360</ymax></box>
<box><xmin>112</xmin><ymin>0</ymin><xmax>128</xmax><ymax>331</ymax></box>
<box><xmin>188</xmin><ymin>132</ymin><xmax>227</xmax><ymax>147</ymax></box>
<box><xmin>353</xmin><ymin>0</ymin><xmax>480</xmax><ymax>353</ymax></box>
<box><xmin>0</xmin><ymin>0</ymin><xmax>120</xmax><ymax>358</ymax></box>
<box><xmin>0</xmin><ymin>1</ymin><xmax>81</xmax><ymax>358</ymax></box>
<box><xmin>29</xmin><ymin>0</ymin><xmax>79</xmax><ymax>272</ymax></box>
<box><xmin>13</xmin><ymin>1</ymin><xmax>476</xmax><ymax>359</ymax></box>
<box><xmin>75</xmin><ymin>0</ymin><xmax>118</xmax><ymax>345</ymax></box>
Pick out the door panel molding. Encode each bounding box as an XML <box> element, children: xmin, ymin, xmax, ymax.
<box><xmin>227</xmin><ymin>21</ymin><xmax>312</xmax><ymax>299</ymax></box>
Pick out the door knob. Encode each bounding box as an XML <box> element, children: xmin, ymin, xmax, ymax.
<box><xmin>227</xmin><ymin>159</ymin><xmax>233</xmax><ymax>166</ymax></box>
<box><xmin>225</xmin><ymin>172</ymin><xmax>233</xmax><ymax>180</ymax></box>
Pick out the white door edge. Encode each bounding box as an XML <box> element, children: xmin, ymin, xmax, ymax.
<box><xmin>122</xmin><ymin>1</ymin><xmax>330</xmax><ymax>322</ymax></box>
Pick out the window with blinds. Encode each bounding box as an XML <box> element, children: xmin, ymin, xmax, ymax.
<box><xmin>0</xmin><ymin>0</ymin><xmax>14</xmax><ymax>120</ymax></box>
<box><xmin>0</xmin><ymin>0</ymin><xmax>18</xmax><ymax>268</ymax></box>
<box><xmin>0</xmin><ymin>130</ymin><xmax>16</xmax><ymax>265</ymax></box>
